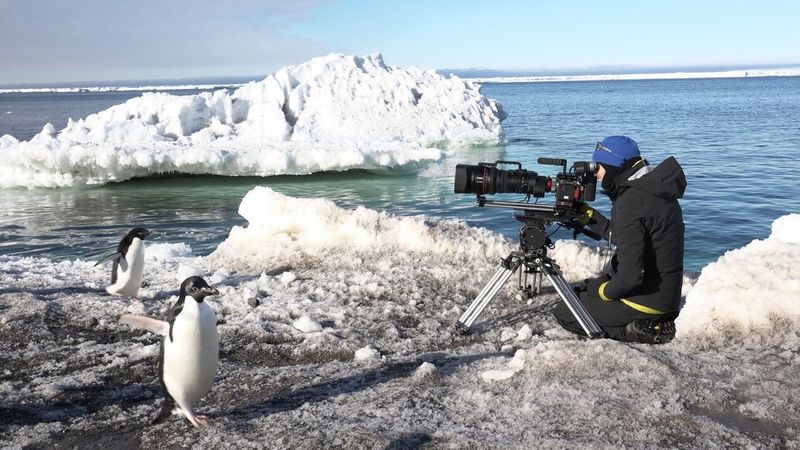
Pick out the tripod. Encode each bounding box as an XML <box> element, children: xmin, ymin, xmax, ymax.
<box><xmin>455</xmin><ymin>216</ymin><xmax>605</xmax><ymax>338</ymax></box>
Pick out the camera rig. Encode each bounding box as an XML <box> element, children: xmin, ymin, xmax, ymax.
<box><xmin>454</xmin><ymin>158</ymin><xmax>605</xmax><ymax>338</ymax></box>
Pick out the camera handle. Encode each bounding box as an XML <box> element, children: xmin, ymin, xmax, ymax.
<box><xmin>455</xmin><ymin>250</ymin><xmax>605</xmax><ymax>338</ymax></box>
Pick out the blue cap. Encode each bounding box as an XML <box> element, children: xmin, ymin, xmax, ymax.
<box><xmin>592</xmin><ymin>136</ymin><xmax>640</xmax><ymax>167</ymax></box>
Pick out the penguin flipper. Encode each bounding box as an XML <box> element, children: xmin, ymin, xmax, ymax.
<box><xmin>119</xmin><ymin>314</ymin><xmax>169</xmax><ymax>336</ymax></box>
<box><xmin>94</xmin><ymin>251</ymin><xmax>123</xmax><ymax>267</ymax></box>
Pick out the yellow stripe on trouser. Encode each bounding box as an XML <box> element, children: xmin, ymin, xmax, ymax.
<box><xmin>599</xmin><ymin>282</ymin><xmax>665</xmax><ymax>315</ymax></box>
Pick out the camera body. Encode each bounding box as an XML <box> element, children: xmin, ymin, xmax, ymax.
<box><xmin>454</xmin><ymin>158</ymin><xmax>597</xmax><ymax>213</ymax></box>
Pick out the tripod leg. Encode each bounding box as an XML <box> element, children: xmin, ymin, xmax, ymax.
<box><xmin>540</xmin><ymin>264</ymin><xmax>605</xmax><ymax>338</ymax></box>
<box><xmin>456</xmin><ymin>264</ymin><xmax>518</xmax><ymax>334</ymax></box>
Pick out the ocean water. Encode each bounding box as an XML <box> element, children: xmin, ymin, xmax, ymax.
<box><xmin>1</xmin><ymin>77</ymin><xmax>799</xmax><ymax>271</ymax></box>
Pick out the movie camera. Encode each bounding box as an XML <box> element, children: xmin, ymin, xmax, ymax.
<box><xmin>453</xmin><ymin>157</ymin><xmax>605</xmax><ymax>337</ymax></box>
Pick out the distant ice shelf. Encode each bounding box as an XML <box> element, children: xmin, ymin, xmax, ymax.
<box><xmin>0</xmin><ymin>84</ymin><xmax>247</xmax><ymax>94</ymax></box>
<box><xmin>464</xmin><ymin>67</ymin><xmax>800</xmax><ymax>83</ymax></box>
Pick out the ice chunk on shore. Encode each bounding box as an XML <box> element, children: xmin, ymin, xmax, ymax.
<box><xmin>676</xmin><ymin>214</ymin><xmax>800</xmax><ymax>347</ymax></box>
<box><xmin>481</xmin><ymin>349</ymin><xmax>526</xmax><ymax>382</ymax></box>
<box><xmin>354</xmin><ymin>346</ymin><xmax>381</xmax><ymax>361</ymax></box>
<box><xmin>279</xmin><ymin>272</ymin><xmax>298</xmax><ymax>286</ymax></box>
<box><xmin>517</xmin><ymin>324</ymin><xmax>533</xmax><ymax>341</ymax></box>
<box><xmin>0</xmin><ymin>53</ymin><xmax>505</xmax><ymax>188</ymax></box>
<box><xmin>412</xmin><ymin>362</ymin><xmax>439</xmax><ymax>382</ymax></box>
<box><xmin>292</xmin><ymin>315</ymin><xmax>323</xmax><ymax>333</ymax></box>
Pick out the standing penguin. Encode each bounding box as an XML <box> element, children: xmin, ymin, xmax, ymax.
<box><xmin>120</xmin><ymin>276</ymin><xmax>220</xmax><ymax>428</ymax></box>
<box><xmin>96</xmin><ymin>227</ymin><xmax>151</xmax><ymax>297</ymax></box>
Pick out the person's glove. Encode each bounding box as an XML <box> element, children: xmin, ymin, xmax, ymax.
<box><xmin>575</xmin><ymin>202</ymin><xmax>595</xmax><ymax>227</ymax></box>
<box><xmin>587</xmin><ymin>277</ymin><xmax>615</xmax><ymax>302</ymax></box>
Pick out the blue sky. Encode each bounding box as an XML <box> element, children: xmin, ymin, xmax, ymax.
<box><xmin>1</xmin><ymin>0</ymin><xmax>799</xmax><ymax>85</ymax></box>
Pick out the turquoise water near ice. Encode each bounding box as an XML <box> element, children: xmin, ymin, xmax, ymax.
<box><xmin>1</xmin><ymin>77</ymin><xmax>799</xmax><ymax>271</ymax></box>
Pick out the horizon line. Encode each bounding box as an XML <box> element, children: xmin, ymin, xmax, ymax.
<box><xmin>2</xmin><ymin>62</ymin><xmax>800</xmax><ymax>91</ymax></box>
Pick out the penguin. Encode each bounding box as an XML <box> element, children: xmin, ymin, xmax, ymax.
<box><xmin>120</xmin><ymin>276</ymin><xmax>220</xmax><ymax>428</ymax></box>
<box><xmin>96</xmin><ymin>227</ymin><xmax>151</xmax><ymax>297</ymax></box>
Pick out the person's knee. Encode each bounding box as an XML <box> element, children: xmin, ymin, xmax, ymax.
<box><xmin>552</xmin><ymin>301</ymin><xmax>586</xmax><ymax>336</ymax></box>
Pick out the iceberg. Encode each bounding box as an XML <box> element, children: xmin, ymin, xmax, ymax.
<box><xmin>0</xmin><ymin>53</ymin><xmax>506</xmax><ymax>188</ymax></box>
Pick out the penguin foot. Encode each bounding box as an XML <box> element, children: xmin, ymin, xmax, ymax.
<box><xmin>187</xmin><ymin>414</ymin><xmax>211</xmax><ymax>428</ymax></box>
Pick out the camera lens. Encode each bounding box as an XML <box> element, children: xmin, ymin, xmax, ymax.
<box><xmin>454</xmin><ymin>164</ymin><xmax>475</xmax><ymax>193</ymax></box>
<box><xmin>454</xmin><ymin>164</ymin><xmax>549</xmax><ymax>196</ymax></box>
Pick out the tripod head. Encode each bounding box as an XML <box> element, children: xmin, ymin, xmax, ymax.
<box><xmin>515</xmin><ymin>214</ymin><xmax>551</xmax><ymax>258</ymax></box>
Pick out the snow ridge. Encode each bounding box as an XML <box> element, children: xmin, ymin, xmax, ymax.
<box><xmin>676</xmin><ymin>214</ymin><xmax>800</xmax><ymax>347</ymax></box>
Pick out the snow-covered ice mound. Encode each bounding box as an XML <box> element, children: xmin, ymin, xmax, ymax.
<box><xmin>0</xmin><ymin>53</ymin><xmax>506</xmax><ymax>188</ymax></box>
<box><xmin>211</xmin><ymin>186</ymin><xmax>510</xmax><ymax>269</ymax></box>
<box><xmin>676</xmin><ymin>214</ymin><xmax>800</xmax><ymax>347</ymax></box>
<box><xmin>210</xmin><ymin>186</ymin><xmax>600</xmax><ymax>281</ymax></box>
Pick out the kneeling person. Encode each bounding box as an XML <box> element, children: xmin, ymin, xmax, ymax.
<box><xmin>553</xmin><ymin>136</ymin><xmax>686</xmax><ymax>343</ymax></box>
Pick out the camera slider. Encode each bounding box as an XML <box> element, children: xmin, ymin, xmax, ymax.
<box><xmin>455</xmin><ymin>216</ymin><xmax>605</xmax><ymax>338</ymax></box>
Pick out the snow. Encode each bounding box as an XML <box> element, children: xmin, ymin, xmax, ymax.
<box><xmin>1</xmin><ymin>188</ymin><xmax>799</xmax><ymax>447</ymax></box>
<box><xmin>516</xmin><ymin>324</ymin><xmax>533</xmax><ymax>341</ymax></box>
<box><xmin>354</xmin><ymin>346</ymin><xmax>382</xmax><ymax>361</ymax></box>
<box><xmin>209</xmin><ymin>186</ymin><xmax>512</xmax><ymax>273</ymax></box>
<box><xmin>0</xmin><ymin>53</ymin><xmax>505</xmax><ymax>188</ymax></box>
<box><xmin>466</xmin><ymin>67</ymin><xmax>800</xmax><ymax>84</ymax></box>
<box><xmin>144</xmin><ymin>242</ymin><xmax>193</xmax><ymax>261</ymax></box>
<box><xmin>278</xmin><ymin>271</ymin><xmax>297</xmax><ymax>286</ymax></box>
<box><xmin>771</xmin><ymin>213</ymin><xmax>800</xmax><ymax>244</ymax></box>
<box><xmin>676</xmin><ymin>214</ymin><xmax>800</xmax><ymax>347</ymax></box>
<box><xmin>412</xmin><ymin>361</ymin><xmax>439</xmax><ymax>382</ymax></box>
<box><xmin>292</xmin><ymin>315</ymin><xmax>322</xmax><ymax>333</ymax></box>
<box><xmin>481</xmin><ymin>349</ymin><xmax>526</xmax><ymax>382</ymax></box>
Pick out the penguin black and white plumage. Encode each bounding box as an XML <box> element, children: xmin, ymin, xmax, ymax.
<box><xmin>96</xmin><ymin>227</ymin><xmax>151</xmax><ymax>297</ymax></box>
<box><xmin>120</xmin><ymin>276</ymin><xmax>220</xmax><ymax>428</ymax></box>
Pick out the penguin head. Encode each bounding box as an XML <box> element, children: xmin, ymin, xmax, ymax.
<box><xmin>128</xmin><ymin>227</ymin><xmax>151</xmax><ymax>240</ymax></box>
<box><xmin>180</xmin><ymin>276</ymin><xmax>219</xmax><ymax>303</ymax></box>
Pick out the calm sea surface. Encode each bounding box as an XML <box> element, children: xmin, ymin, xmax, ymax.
<box><xmin>1</xmin><ymin>77</ymin><xmax>799</xmax><ymax>271</ymax></box>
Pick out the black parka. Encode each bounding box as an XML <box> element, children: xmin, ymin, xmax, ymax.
<box><xmin>587</xmin><ymin>157</ymin><xmax>686</xmax><ymax>314</ymax></box>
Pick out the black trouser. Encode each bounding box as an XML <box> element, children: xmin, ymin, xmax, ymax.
<box><xmin>552</xmin><ymin>289</ymin><xmax>668</xmax><ymax>341</ymax></box>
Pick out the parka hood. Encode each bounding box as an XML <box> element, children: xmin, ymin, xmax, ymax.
<box><xmin>624</xmin><ymin>157</ymin><xmax>686</xmax><ymax>200</ymax></box>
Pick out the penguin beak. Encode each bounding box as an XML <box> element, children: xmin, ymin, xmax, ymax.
<box><xmin>201</xmin><ymin>287</ymin><xmax>219</xmax><ymax>296</ymax></box>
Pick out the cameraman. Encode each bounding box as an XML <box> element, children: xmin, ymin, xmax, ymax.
<box><xmin>552</xmin><ymin>136</ymin><xmax>686</xmax><ymax>343</ymax></box>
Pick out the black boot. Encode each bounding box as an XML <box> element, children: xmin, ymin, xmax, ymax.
<box><xmin>623</xmin><ymin>319</ymin><xmax>676</xmax><ymax>344</ymax></box>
